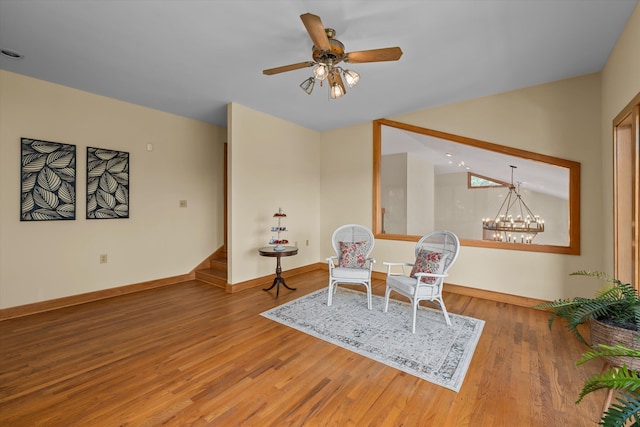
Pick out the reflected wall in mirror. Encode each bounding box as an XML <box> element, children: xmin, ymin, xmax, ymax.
<box><xmin>373</xmin><ymin>119</ymin><xmax>581</xmax><ymax>254</ymax></box>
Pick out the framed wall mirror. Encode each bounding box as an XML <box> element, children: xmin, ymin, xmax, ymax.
<box><xmin>373</xmin><ymin>119</ymin><xmax>581</xmax><ymax>255</ymax></box>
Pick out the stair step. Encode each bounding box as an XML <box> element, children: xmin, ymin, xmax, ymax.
<box><xmin>209</xmin><ymin>258</ymin><xmax>227</xmax><ymax>274</ymax></box>
<box><xmin>195</xmin><ymin>268</ymin><xmax>227</xmax><ymax>289</ymax></box>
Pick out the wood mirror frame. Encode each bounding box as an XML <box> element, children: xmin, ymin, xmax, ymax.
<box><xmin>373</xmin><ymin>119</ymin><xmax>581</xmax><ymax>255</ymax></box>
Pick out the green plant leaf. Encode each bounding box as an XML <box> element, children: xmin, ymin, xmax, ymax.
<box><xmin>599</xmin><ymin>392</ymin><xmax>640</xmax><ymax>427</ymax></box>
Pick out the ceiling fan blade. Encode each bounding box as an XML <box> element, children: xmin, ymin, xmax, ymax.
<box><xmin>263</xmin><ymin>61</ymin><xmax>315</xmax><ymax>75</ymax></box>
<box><xmin>345</xmin><ymin>47</ymin><xmax>403</xmax><ymax>64</ymax></box>
<box><xmin>300</xmin><ymin>13</ymin><xmax>330</xmax><ymax>51</ymax></box>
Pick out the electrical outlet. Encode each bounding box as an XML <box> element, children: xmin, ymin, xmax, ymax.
<box><xmin>306</xmin><ymin>239</ymin><xmax>309</xmax><ymax>246</ymax></box>
<box><xmin>99</xmin><ymin>254</ymin><xmax>108</xmax><ymax>264</ymax></box>
<box><xmin>179</xmin><ymin>200</ymin><xmax>187</xmax><ymax>208</ymax></box>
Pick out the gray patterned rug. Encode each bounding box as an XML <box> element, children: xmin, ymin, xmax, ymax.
<box><xmin>261</xmin><ymin>288</ymin><xmax>484</xmax><ymax>392</ymax></box>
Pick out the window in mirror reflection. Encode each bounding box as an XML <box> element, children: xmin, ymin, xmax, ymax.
<box><xmin>374</xmin><ymin>119</ymin><xmax>581</xmax><ymax>255</ymax></box>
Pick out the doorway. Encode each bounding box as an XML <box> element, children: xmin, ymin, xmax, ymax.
<box><xmin>614</xmin><ymin>93</ymin><xmax>640</xmax><ymax>289</ymax></box>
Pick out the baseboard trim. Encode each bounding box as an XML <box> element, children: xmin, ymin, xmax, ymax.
<box><xmin>1</xmin><ymin>263</ymin><xmax>544</xmax><ymax>320</ymax></box>
<box><xmin>226</xmin><ymin>263</ymin><xmax>325</xmax><ymax>293</ymax></box>
<box><xmin>371</xmin><ymin>271</ymin><xmax>545</xmax><ymax>308</ymax></box>
<box><xmin>443</xmin><ymin>283</ymin><xmax>546</xmax><ymax>308</ymax></box>
<box><xmin>0</xmin><ymin>273</ymin><xmax>195</xmax><ymax>321</ymax></box>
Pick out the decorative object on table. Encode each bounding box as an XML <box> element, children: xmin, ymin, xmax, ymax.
<box><xmin>481</xmin><ymin>165</ymin><xmax>544</xmax><ymax>243</ymax></box>
<box><xmin>384</xmin><ymin>231</ymin><xmax>460</xmax><ymax>333</ymax></box>
<box><xmin>326</xmin><ymin>224</ymin><xmax>375</xmax><ymax>310</ymax></box>
<box><xmin>269</xmin><ymin>208</ymin><xmax>289</xmax><ymax>251</ymax></box>
<box><xmin>20</xmin><ymin>137</ymin><xmax>76</xmax><ymax>221</ymax></box>
<box><xmin>261</xmin><ymin>287</ymin><xmax>484</xmax><ymax>392</ymax></box>
<box><xmin>86</xmin><ymin>147</ymin><xmax>129</xmax><ymax>219</ymax></box>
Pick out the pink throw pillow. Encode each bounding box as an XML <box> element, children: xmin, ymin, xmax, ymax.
<box><xmin>338</xmin><ymin>241</ymin><xmax>367</xmax><ymax>268</ymax></box>
<box><xmin>409</xmin><ymin>250</ymin><xmax>448</xmax><ymax>283</ymax></box>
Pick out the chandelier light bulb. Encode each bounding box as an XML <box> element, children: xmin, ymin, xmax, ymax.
<box><xmin>481</xmin><ymin>165</ymin><xmax>545</xmax><ymax>243</ymax></box>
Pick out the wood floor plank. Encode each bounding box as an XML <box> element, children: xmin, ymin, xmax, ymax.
<box><xmin>0</xmin><ymin>270</ymin><xmax>603</xmax><ymax>426</ymax></box>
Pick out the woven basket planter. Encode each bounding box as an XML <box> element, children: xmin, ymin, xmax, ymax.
<box><xmin>590</xmin><ymin>317</ymin><xmax>640</xmax><ymax>370</ymax></box>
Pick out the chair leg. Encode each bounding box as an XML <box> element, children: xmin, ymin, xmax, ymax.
<box><xmin>412</xmin><ymin>299</ymin><xmax>418</xmax><ymax>333</ymax></box>
<box><xmin>366</xmin><ymin>284</ymin><xmax>372</xmax><ymax>310</ymax></box>
<box><xmin>327</xmin><ymin>281</ymin><xmax>334</xmax><ymax>306</ymax></box>
<box><xmin>600</xmin><ymin>362</ymin><xmax>614</xmax><ymax>414</ymax></box>
<box><xmin>384</xmin><ymin>287</ymin><xmax>391</xmax><ymax>312</ymax></box>
<box><xmin>437</xmin><ymin>298</ymin><xmax>452</xmax><ymax>326</ymax></box>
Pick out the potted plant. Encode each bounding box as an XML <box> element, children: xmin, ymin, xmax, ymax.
<box><xmin>535</xmin><ymin>270</ymin><xmax>640</xmax><ymax>349</ymax></box>
<box><xmin>535</xmin><ymin>271</ymin><xmax>640</xmax><ymax>425</ymax></box>
<box><xmin>576</xmin><ymin>344</ymin><xmax>640</xmax><ymax>427</ymax></box>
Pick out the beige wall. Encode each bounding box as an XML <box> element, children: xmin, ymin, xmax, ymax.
<box><xmin>601</xmin><ymin>1</ymin><xmax>640</xmax><ymax>274</ymax></box>
<box><xmin>2</xmin><ymin>3</ymin><xmax>637</xmax><ymax>309</ymax></box>
<box><xmin>227</xmin><ymin>103</ymin><xmax>321</xmax><ymax>284</ymax></box>
<box><xmin>0</xmin><ymin>71</ymin><xmax>226</xmax><ymax>308</ymax></box>
<box><xmin>320</xmin><ymin>122</ymin><xmax>374</xmax><ymax>262</ymax></box>
<box><xmin>321</xmin><ymin>73</ymin><xmax>603</xmax><ymax>301</ymax></box>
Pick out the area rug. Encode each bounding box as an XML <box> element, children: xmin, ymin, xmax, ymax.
<box><xmin>261</xmin><ymin>288</ymin><xmax>485</xmax><ymax>392</ymax></box>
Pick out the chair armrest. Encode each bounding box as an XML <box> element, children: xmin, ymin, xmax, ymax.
<box><xmin>414</xmin><ymin>272</ymin><xmax>448</xmax><ymax>286</ymax></box>
<box><xmin>414</xmin><ymin>272</ymin><xmax>447</xmax><ymax>278</ymax></box>
<box><xmin>365</xmin><ymin>258</ymin><xmax>376</xmax><ymax>271</ymax></box>
<box><xmin>326</xmin><ymin>256</ymin><xmax>338</xmax><ymax>268</ymax></box>
<box><xmin>383</xmin><ymin>262</ymin><xmax>413</xmax><ymax>276</ymax></box>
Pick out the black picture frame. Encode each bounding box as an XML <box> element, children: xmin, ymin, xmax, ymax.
<box><xmin>20</xmin><ymin>137</ymin><xmax>76</xmax><ymax>221</ymax></box>
<box><xmin>86</xmin><ymin>147</ymin><xmax>130</xmax><ymax>219</ymax></box>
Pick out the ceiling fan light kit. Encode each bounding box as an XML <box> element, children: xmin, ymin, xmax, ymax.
<box><xmin>263</xmin><ymin>13</ymin><xmax>402</xmax><ymax>100</ymax></box>
<box><xmin>299</xmin><ymin>77</ymin><xmax>315</xmax><ymax>95</ymax></box>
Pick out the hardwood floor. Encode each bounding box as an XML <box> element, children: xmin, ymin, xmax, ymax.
<box><xmin>0</xmin><ymin>270</ymin><xmax>603</xmax><ymax>426</ymax></box>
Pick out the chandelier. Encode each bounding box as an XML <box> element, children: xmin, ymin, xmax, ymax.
<box><xmin>482</xmin><ymin>165</ymin><xmax>545</xmax><ymax>244</ymax></box>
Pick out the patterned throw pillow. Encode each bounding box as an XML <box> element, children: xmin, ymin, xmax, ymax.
<box><xmin>338</xmin><ymin>241</ymin><xmax>368</xmax><ymax>268</ymax></box>
<box><xmin>409</xmin><ymin>250</ymin><xmax>448</xmax><ymax>283</ymax></box>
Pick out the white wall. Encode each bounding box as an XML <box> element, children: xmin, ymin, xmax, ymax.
<box><xmin>406</xmin><ymin>154</ymin><xmax>435</xmax><ymax>235</ymax></box>
<box><xmin>380</xmin><ymin>152</ymin><xmax>435</xmax><ymax>235</ymax></box>
<box><xmin>227</xmin><ymin>103</ymin><xmax>321</xmax><ymax>285</ymax></box>
<box><xmin>434</xmin><ymin>172</ymin><xmax>568</xmax><ymax>245</ymax></box>
<box><xmin>0</xmin><ymin>71</ymin><xmax>226</xmax><ymax>309</ymax></box>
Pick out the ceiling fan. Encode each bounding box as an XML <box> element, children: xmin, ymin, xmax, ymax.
<box><xmin>263</xmin><ymin>13</ymin><xmax>403</xmax><ymax>99</ymax></box>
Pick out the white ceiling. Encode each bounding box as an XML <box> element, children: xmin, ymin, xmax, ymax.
<box><xmin>0</xmin><ymin>0</ymin><xmax>636</xmax><ymax>132</ymax></box>
<box><xmin>382</xmin><ymin>125</ymin><xmax>570</xmax><ymax>199</ymax></box>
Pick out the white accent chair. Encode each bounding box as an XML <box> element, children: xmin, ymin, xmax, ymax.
<box><xmin>383</xmin><ymin>231</ymin><xmax>460</xmax><ymax>333</ymax></box>
<box><xmin>326</xmin><ymin>224</ymin><xmax>375</xmax><ymax>310</ymax></box>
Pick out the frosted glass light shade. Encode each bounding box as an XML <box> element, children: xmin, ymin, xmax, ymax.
<box><xmin>299</xmin><ymin>77</ymin><xmax>315</xmax><ymax>95</ymax></box>
<box><xmin>313</xmin><ymin>64</ymin><xmax>328</xmax><ymax>81</ymax></box>
<box><xmin>343</xmin><ymin>69</ymin><xmax>360</xmax><ymax>88</ymax></box>
<box><xmin>330</xmin><ymin>83</ymin><xmax>344</xmax><ymax>99</ymax></box>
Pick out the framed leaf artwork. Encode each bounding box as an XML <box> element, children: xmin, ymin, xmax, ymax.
<box><xmin>86</xmin><ymin>147</ymin><xmax>129</xmax><ymax>219</ymax></box>
<box><xmin>20</xmin><ymin>137</ymin><xmax>76</xmax><ymax>221</ymax></box>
